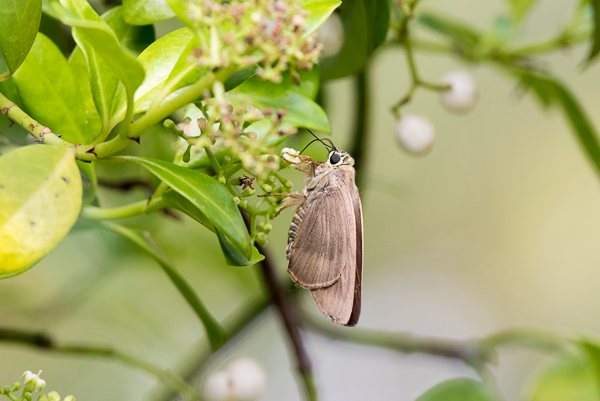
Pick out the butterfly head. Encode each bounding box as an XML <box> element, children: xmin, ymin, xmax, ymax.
<box><xmin>327</xmin><ymin>150</ymin><xmax>354</xmax><ymax>167</ymax></box>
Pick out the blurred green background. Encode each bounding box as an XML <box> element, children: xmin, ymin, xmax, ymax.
<box><xmin>2</xmin><ymin>1</ymin><xmax>600</xmax><ymax>400</ymax></box>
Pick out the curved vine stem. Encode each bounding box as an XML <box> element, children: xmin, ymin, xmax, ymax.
<box><xmin>0</xmin><ymin>328</ymin><xmax>201</xmax><ymax>401</ymax></box>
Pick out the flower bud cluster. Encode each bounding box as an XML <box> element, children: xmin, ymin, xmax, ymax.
<box><xmin>176</xmin><ymin>96</ymin><xmax>293</xmax><ymax>179</ymax></box>
<box><xmin>0</xmin><ymin>371</ymin><xmax>75</xmax><ymax>401</ymax></box>
<box><xmin>185</xmin><ymin>0</ymin><xmax>321</xmax><ymax>82</ymax></box>
<box><xmin>173</xmin><ymin>97</ymin><xmax>298</xmax><ymax>242</ymax></box>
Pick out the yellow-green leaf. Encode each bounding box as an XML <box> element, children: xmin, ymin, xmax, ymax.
<box><xmin>416</xmin><ymin>378</ymin><xmax>495</xmax><ymax>401</ymax></box>
<box><xmin>0</xmin><ymin>145</ymin><xmax>82</xmax><ymax>277</ymax></box>
<box><xmin>528</xmin><ymin>349</ymin><xmax>600</xmax><ymax>401</ymax></box>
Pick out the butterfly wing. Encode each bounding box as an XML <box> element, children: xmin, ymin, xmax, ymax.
<box><xmin>311</xmin><ymin>184</ymin><xmax>363</xmax><ymax>326</ymax></box>
<box><xmin>287</xmin><ymin>186</ymin><xmax>354</xmax><ymax>289</ymax></box>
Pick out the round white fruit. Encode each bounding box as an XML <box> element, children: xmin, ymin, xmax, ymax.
<box><xmin>440</xmin><ymin>70</ymin><xmax>478</xmax><ymax>113</ymax></box>
<box><xmin>395</xmin><ymin>115</ymin><xmax>436</xmax><ymax>155</ymax></box>
<box><xmin>202</xmin><ymin>370</ymin><xmax>231</xmax><ymax>401</ymax></box>
<box><xmin>225</xmin><ymin>358</ymin><xmax>266</xmax><ymax>401</ymax></box>
<box><xmin>316</xmin><ymin>13</ymin><xmax>344</xmax><ymax>57</ymax></box>
<box><xmin>201</xmin><ymin>358</ymin><xmax>266</xmax><ymax>401</ymax></box>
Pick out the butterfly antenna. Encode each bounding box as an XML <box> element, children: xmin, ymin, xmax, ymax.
<box><xmin>306</xmin><ymin>129</ymin><xmax>337</xmax><ymax>151</ymax></box>
<box><xmin>299</xmin><ymin>138</ymin><xmax>324</xmax><ymax>154</ymax></box>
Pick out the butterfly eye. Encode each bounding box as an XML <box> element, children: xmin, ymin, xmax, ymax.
<box><xmin>329</xmin><ymin>152</ymin><xmax>341</xmax><ymax>165</ymax></box>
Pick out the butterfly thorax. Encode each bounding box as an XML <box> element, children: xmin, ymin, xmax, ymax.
<box><xmin>287</xmin><ymin>154</ymin><xmax>356</xmax><ymax>260</ymax></box>
<box><xmin>304</xmin><ymin>154</ymin><xmax>356</xmax><ymax>195</ymax></box>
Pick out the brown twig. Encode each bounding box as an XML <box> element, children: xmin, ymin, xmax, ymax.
<box><xmin>256</xmin><ymin>244</ymin><xmax>317</xmax><ymax>401</ymax></box>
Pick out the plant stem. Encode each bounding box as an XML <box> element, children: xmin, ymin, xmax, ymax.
<box><xmin>508</xmin><ymin>30</ymin><xmax>589</xmax><ymax>58</ymax></box>
<box><xmin>349</xmin><ymin>68</ymin><xmax>369</xmax><ymax>188</ymax></box>
<box><xmin>0</xmin><ymin>92</ymin><xmax>68</xmax><ymax>147</ymax></box>
<box><xmin>0</xmin><ymin>328</ymin><xmax>201</xmax><ymax>401</ymax></box>
<box><xmin>203</xmin><ymin>146</ymin><xmax>222</xmax><ymax>173</ymax></box>
<box><xmin>256</xmin><ymin>245</ymin><xmax>317</xmax><ymax>401</ymax></box>
<box><xmin>304</xmin><ymin>314</ymin><xmax>484</xmax><ymax>363</ymax></box>
<box><xmin>82</xmin><ymin>198</ymin><xmax>166</xmax><ymax>220</ymax></box>
<box><xmin>390</xmin><ymin>29</ymin><xmax>449</xmax><ymax>117</ymax></box>
<box><xmin>304</xmin><ymin>315</ymin><xmax>566</xmax><ymax>368</ymax></box>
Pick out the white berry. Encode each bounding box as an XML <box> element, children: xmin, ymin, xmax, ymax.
<box><xmin>395</xmin><ymin>115</ymin><xmax>435</xmax><ymax>155</ymax></box>
<box><xmin>316</xmin><ymin>13</ymin><xmax>344</xmax><ymax>57</ymax></box>
<box><xmin>202</xmin><ymin>370</ymin><xmax>231</xmax><ymax>401</ymax></box>
<box><xmin>225</xmin><ymin>358</ymin><xmax>266</xmax><ymax>401</ymax></box>
<box><xmin>201</xmin><ymin>358</ymin><xmax>266</xmax><ymax>401</ymax></box>
<box><xmin>440</xmin><ymin>70</ymin><xmax>478</xmax><ymax>113</ymax></box>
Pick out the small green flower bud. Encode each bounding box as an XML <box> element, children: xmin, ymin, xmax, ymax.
<box><xmin>63</xmin><ymin>395</ymin><xmax>76</xmax><ymax>401</ymax></box>
<box><xmin>239</xmin><ymin>200</ymin><xmax>248</xmax><ymax>209</ymax></box>
<box><xmin>183</xmin><ymin>144</ymin><xmax>192</xmax><ymax>163</ymax></box>
<box><xmin>255</xmin><ymin>232</ymin><xmax>268</xmax><ymax>247</ymax></box>
<box><xmin>218</xmin><ymin>175</ymin><xmax>227</xmax><ymax>185</ymax></box>
<box><xmin>261</xmin><ymin>184</ymin><xmax>273</xmax><ymax>193</ymax></box>
<box><xmin>233</xmin><ymin>197</ymin><xmax>241</xmax><ymax>205</ymax></box>
<box><xmin>261</xmin><ymin>222</ymin><xmax>272</xmax><ymax>233</ymax></box>
<box><xmin>163</xmin><ymin>119</ymin><xmax>177</xmax><ymax>131</ymax></box>
<box><xmin>283</xmin><ymin>180</ymin><xmax>293</xmax><ymax>189</ymax></box>
<box><xmin>241</xmin><ymin>188</ymin><xmax>256</xmax><ymax>197</ymax></box>
<box><xmin>47</xmin><ymin>391</ymin><xmax>61</xmax><ymax>401</ymax></box>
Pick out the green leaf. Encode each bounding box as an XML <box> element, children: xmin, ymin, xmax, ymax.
<box><xmin>68</xmin><ymin>5</ymin><xmax>154</xmax><ymax>135</ymax></box>
<box><xmin>528</xmin><ymin>348</ymin><xmax>600</xmax><ymax>401</ymax></box>
<box><xmin>0</xmin><ymin>145</ymin><xmax>82</xmax><ymax>278</ymax></box>
<box><xmin>228</xmin><ymin>73</ymin><xmax>330</xmax><ymax>132</ymax></box>
<box><xmin>44</xmin><ymin>0</ymin><xmax>145</xmax><ymax>133</ymax></box>
<box><xmin>102</xmin><ymin>6</ymin><xmax>155</xmax><ymax>55</ymax></box>
<box><xmin>229</xmin><ymin>67</ymin><xmax>320</xmax><ymax>100</ymax></box>
<box><xmin>223</xmin><ymin>67</ymin><xmax>257</xmax><ymax>92</ymax></box>
<box><xmin>164</xmin><ymin>0</ymin><xmax>193</xmax><ymax>26</ymax></box>
<box><xmin>320</xmin><ymin>0</ymin><xmax>390</xmax><ymax>80</ymax></box>
<box><xmin>585</xmin><ymin>0</ymin><xmax>600</xmax><ymax>64</ymax></box>
<box><xmin>0</xmin><ymin>0</ymin><xmax>42</xmax><ymax>74</ymax></box>
<box><xmin>418</xmin><ymin>12</ymin><xmax>481</xmax><ymax>47</ymax></box>
<box><xmin>162</xmin><ymin>190</ymin><xmax>214</xmax><ymax>229</ymax></box>
<box><xmin>579</xmin><ymin>339</ymin><xmax>600</xmax><ymax>394</ymax></box>
<box><xmin>117</xmin><ymin>156</ymin><xmax>252</xmax><ymax>259</ymax></box>
<box><xmin>12</xmin><ymin>33</ymin><xmax>101</xmax><ymax>143</ymax></box>
<box><xmin>123</xmin><ymin>0</ymin><xmax>175</xmax><ymax>25</ymax></box>
<box><xmin>163</xmin><ymin>191</ymin><xmax>263</xmax><ymax>266</ymax></box>
<box><xmin>517</xmin><ymin>70</ymin><xmax>600</xmax><ymax>180</ymax></box>
<box><xmin>301</xmin><ymin>0</ymin><xmax>342</xmax><ymax>36</ymax></box>
<box><xmin>217</xmin><ymin>230</ymin><xmax>265</xmax><ymax>267</ymax></box>
<box><xmin>0</xmin><ymin>53</ymin><xmax>9</xmax><ymax>81</ymax></box>
<box><xmin>101</xmin><ymin>221</ymin><xmax>226</xmax><ymax>350</ymax></box>
<box><xmin>507</xmin><ymin>0</ymin><xmax>537</xmax><ymax>22</ymax></box>
<box><xmin>415</xmin><ymin>378</ymin><xmax>495</xmax><ymax>401</ymax></box>
<box><xmin>111</xmin><ymin>27</ymin><xmax>198</xmax><ymax>123</ymax></box>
